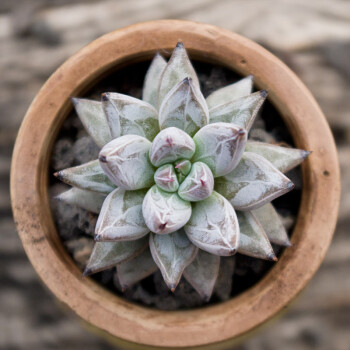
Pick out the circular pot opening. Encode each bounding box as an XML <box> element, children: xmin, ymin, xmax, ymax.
<box><xmin>49</xmin><ymin>59</ymin><xmax>303</xmax><ymax>311</ymax></box>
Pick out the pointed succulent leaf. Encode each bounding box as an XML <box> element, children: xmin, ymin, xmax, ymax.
<box><xmin>83</xmin><ymin>236</ymin><xmax>148</xmax><ymax>275</ymax></box>
<box><xmin>192</xmin><ymin>122</ymin><xmax>247</xmax><ymax>177</ymax></box>
<box><xmin>183</xmin><ymin>249</ymin><xmax>220</xmax><ymax>301</ymax></box>
<box><xmin>154</xmin><ymin>164</ymin><xmax>179</xmax><ymax>193</ymax></box>
<box><xmin>117</xmin><ymin>248</ymin><xmax>158</xmax><ymax>289</ymax></box>
<box><xmin>54</xmin><ymin>160</ymin><xmax>115</xmax><ymax>194</ymax></box>
<box><xmin>149</xmin><ymin>230</ymin><xmax>198</xmax><ymax>291</ymax></box>
<box><xmin>178</xmin><ymin>162</ymin><xmax>214</xmax><ymax>202</ymax></box>
<box><xmin>142</xmin><ymin>185</ymin><xmax>192</xmax><ymax>234</ymax></box>
<box><xmin>209</xmin><ymin>91</ymin><xmax>267</xmax><ymax>132</ymax></box>
<box><xmin>149</xmin><ymin>127</ymin><xmax>195</xmax><ymax>167</ymax></box>
<box><xmin>56</xmin><ymin>187</ymin><xmax>106</xmax><ymax>214</ymax></box>
<box><xmin>102</xmin><ymin>93</ymin><xmax>159</xmax><ymax>141</ymax></box>
<box><xmin>184</xmin><ymin>191</ymin><xmax>240</xmax><ymax>256</ymax></box>
<box><xmin>95</xmin><ymin>188</ymin><xmax>148</xmax><ymax>242</ymax></box>
<box><xmin>72</xmin><ymin>98</ymin><xmax>112</xmax><ymax>148</ymax></box>
<box><xmin>252</xmin><ymin>203</ymin><xmax>291</xmax><ymax>246</ymax></box>
<box><xmin>142</xmin><ymin>53</ymin><xmax>167</xmax><ymax>108</ymax></box>
<box><xmin>174</xmin><ymin>159</ymin><xmax>191</xmax><ymax>176</ymax></box>
<box><xmin>206</xmin><ymin>75</ymin><xmax>254</xmax><ymax>109</ymax></box>
<box><xmin>215</xmin><ymin>152</ymin><xmax>294</xmax><ymax>211</ymax></box>
<box><xmin>245</xmin><ymin>141</ymin><xmax>311</xmax><ymax>173</ymax></box>
<box><xmin>99</xmin><ymin>135</ymin><xmax>155</xmax><ymax>190</ymax></box>
<box><xmin>237</xmin><ymin>211</ymin><xmax>276</xmax><ymax>260</ymax></box>
<box><xmin>158</xmin><ymin>42</ymin><xmax>200</xmax><ymax>106</ymax></box>
<box><xmin>159</xmin><ymin>77</ymin><xmax>209</xmax><ymax>136</ymax></box>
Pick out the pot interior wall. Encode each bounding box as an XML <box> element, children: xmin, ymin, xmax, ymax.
<box><xmin>49</xmin><ymin>59</ymin><xmax>302</xmax><ymax>310</ymax></box>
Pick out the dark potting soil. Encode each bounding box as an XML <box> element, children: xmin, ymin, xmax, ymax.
<box><xmin>49</xmin><ymin>60</ymin><xmax>302</xmax><ymax>311</ymax></box>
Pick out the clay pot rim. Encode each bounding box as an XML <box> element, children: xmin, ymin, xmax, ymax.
<box><xmin>11</xmin><ymin>20</ymin><xmax>340</xmax><ymax>349</ymax></box>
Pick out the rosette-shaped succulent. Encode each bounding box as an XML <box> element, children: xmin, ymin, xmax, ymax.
<box><xmin>55</xmin><ymin>43</ymin><xmax>310</xmax><ymax>300</ymax></box>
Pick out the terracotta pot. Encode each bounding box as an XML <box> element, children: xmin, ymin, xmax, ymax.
<box><xmin>11</xmin><ymin>20</ymin><xmax>340</xmax><ymax>349</ymax></box>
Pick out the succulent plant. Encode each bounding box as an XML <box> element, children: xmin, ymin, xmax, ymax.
<box><xmin>55</xmin><ymin>42</ymin><xmax>310</xmax><ymax>300</ymax></box>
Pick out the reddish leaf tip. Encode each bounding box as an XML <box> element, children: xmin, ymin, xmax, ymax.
<box><xmin>159</xmin><ymin>222</ymin><xmax>167</xmax><ymax>231</ymax></box>
<box><xmin>99</xmin><ymin>154</ymin><xmax>107</xmax><ymax>163</ymax></box>
<box><xmin>176</xmin><ymin>41</ymin><xmax>184</xmax><ymax>48</ymax></box>
<box><xmin>260</xmin><ymin>90</ymin><xmax>268</xmax><ymax>98</ymax></box>
<box><xmin>54</xmin><ymin>171</ymin><xmax>62</xmax><ymax>180</ymax></box>
<box><xmin>82</xmin><ymin>267</ymin><xmax>92</xmax><ymax>277</ymax></box>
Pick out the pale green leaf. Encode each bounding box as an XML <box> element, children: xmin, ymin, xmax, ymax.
<box><xmin>149</xmin><ymin>127</ymin><xmax>195</xmax><ymax>167</ymax></box>
<box><xmin>184</xmin><ymin>191</ymin><xmax>240</xmax><ymax>256</ymax></box>
<box><xmin>102</xmin><ymin>93</ymin><xmax>159</xmax><ymax>141</ymax></box>
<box><xmin>206</xmin><ymin>75</ymin><xmax>253</xmax><ymax>109</ymax></box>
<box><xmin>83</xmin><ymin>236</ymin><xmax>148</xmax><ymax>275</ymax></box>
<box><xmin>237</xmin><ymin>211</ymin><xmax>276</xmax><ymax>260</ymax></box>
<box><xmin>95</xmin><ymin>188</ymin><xmax>148</xmax><ymax>241</ymax></box>
<box><xmin>117</xmin><ymin>248</ymin><xmax>158</xmax><ymax>289</ymax></box>
<box><xmin>154</xmin><ymin>164</ymin><xmax>179</xmax><ymax>193</ymax></box>
<box><xmin>192</xmin><ymin>122</ymin><xmax>247</xmax><ymax>177</ymax></box>
<box><xmin>215</xmin><ymin>152</ymin><xmax>294</xmax><ymax>211</ymax></box>
<box><xmin>149</xmin><ymin>230</ymin><xmax>198</xmax><ymax>291</ymax></box>
<box><xmin>72</xmin><ymin>98</ymin><xmax>112</xmax><ymax>148</ymax></box>
<box><xmin>55</xmin><ymin>159</ymin><xmax>115</xmax><ymax>194</ymax></box>
<box><xmin>99</xmin><ymin>135</ymin><xmax>155</xmax><ymax>190</ymax></box>
<box><xmin>159</xmin><ymin>77</ymin><xmax>209</xmax><ymax>136</ymax></box>
<box><xmin>178</xmin><ymin>162</ymin><xmax>214</xmax><ymax>202</ymax></box>
<box><xmin>183</xmin><ymin>249</ymin><xmax>220</xmax><ymax>301</ymax></box>
<box><xmin>252</xmin><ymin>203</ymin><xmax>291</xmax><ymax>246</ymax></box>
<box><xmin>209</xmin><ymin>91</ymin><xmax>267</xmax><ymax>131</ymax></box>
<box><xmin>142</xmin><ymin>185</ymin><xmax>192</xmax><ymax>235</ymax></box>
<box><xmin>158</xmin><ymin>42</ymin><xmax>199</xmax><ymax>106</ymax></box>
<box><xmin>142</xmin><ymin>52</ymin><xmax>167</xmax><ymax>108</ymax></box>
<box><xmin>56</xmin><ymin>187</ymin><xmax>106</xmax><ymax>214</ymax></box>
<box><xmin>245</xmin><ymin>141</ymin><xmax>310</xmax><ymax>173</ymax></box>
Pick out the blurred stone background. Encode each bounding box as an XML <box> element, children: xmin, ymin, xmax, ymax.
<box><xmin>1</xmin><ymin>0</ymin><xmax>350</xmax><ymax>349</ymax></box>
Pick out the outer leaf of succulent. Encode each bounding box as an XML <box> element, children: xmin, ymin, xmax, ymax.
<box><xmin>56</xmin><ymin>42</ymin><xmax>310</xmax><ymax>300</ymax></box>
<box><xmin>150</xmin><ymin>229</ymin><xmax>198</xmax><ymax>290</ymax></box>
<box><xmin>95</xmin><ymin>188</ymin><xmax>149</xmax><ymax>242</ymax></box>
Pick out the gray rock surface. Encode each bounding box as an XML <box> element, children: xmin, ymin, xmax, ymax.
<box><xmin>2</xmin><ymin>1</ymin><xmax>350</xmax><ymax>349</ymax></box>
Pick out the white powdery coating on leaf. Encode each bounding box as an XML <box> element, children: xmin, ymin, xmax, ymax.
<box><xmin>192</xmin><ymin>122</ymin><xmax>247</xmax><ymax>177</ymax></box>
<box><xmin>72</xmin><ymin>98</ymin><xmax>112</xmax><ymax>148</ymax></box>
<box><xmin>117</xmin><ymin>248</ymin><xmax>158</xmax><ymax>288</ymax></box>
<box><xmin>237</xmin><ymin>211</ymin><xmax>276</xmax><ymax>260</ymax></box>
<box><xmin>154</xmin><ymin>164</ymin><xmax>179</xmax><ymax>193</ymax></box>
<box><xmin>149</xmin><ymin>127</ymin><xmax>195</xmax><ymax>167</ymax></box>
<box><xmin>56</xmin><ymin>159</ymin><xmax>115</xmax><ymax>194</ymax></box>
<box><xmin>206</xmin><ymin>75</ymin><xmax>253</xmax><ymax>109</ymax></box>
<box><xmin>183</xmin><ymin>249</ymin><xmax>220</xmax><ymax>301</ymax></box>
<box><xmin>149</xmin><ymin>229</ymin><xmax>198</xmax><ymax>290</ymax></box>
<box><xmin>158</xmin><ymin>77</ymin><xmax>209</xmax><ymax>136</ymax></box>
<box><xmin>178</xmin><ymin>162</ymin><xmax>214</xmax><ymax>202</ymax></box>
<box><xmin>99</xmin><ymin>135</ymin><xmax>155</xmax><ymax>190</ymax></box>
<box><xmin>252</xmin><ymin>202</ymin><xmax>291</xmax><ymax>246</ymax></box>
<box><xmin>209</xmin><ymin>91</ymin><xmax>267</xmax><ymax>132</ymax></box>
<box><xmin>158</xmin><ymin>42</ymin><xmax>200</xmax><ymax>106</ymax></box>
<box><xmin>245</xmin><ymin>141</ymin><xmax>310</xmax><ymax>173</ymax></box>
<box><xmin>84</xmin><ymin>236</ymin><xmax>148</xmax><ymax>275</ymax></box>
<box><xmin>215</xmin><ymin>152</ymin><xmax>294</xmax><ymax>211</ymax></box>
<box><xmin>142</xmin><ymin>53</ymin><xmax>167</xmax><ymax>108</ymax></box>
<box><xmin>57</xmin><ymin>187</ymin><xmax>107</xmax><ymax>214</ymax></box>
<box><xmin>184</xmin><ymin>191</ymin><xmax>240</xmax><ymax>256</ymax></box>
<box><xmin>102</xmin><ymin>93</ymin><xmax>159</xmax><ymax>141</ymax></box>
<box><xmin>95</xmin><ymin>188</ymin><xmax>149</xmax><ymax>241</ymax></box>
<box><xmin>142</xmin><ymin>185</ymin><xmax>192</xmax><ymax>234</ymax></box>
